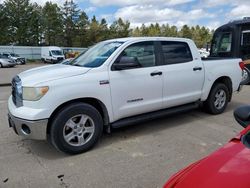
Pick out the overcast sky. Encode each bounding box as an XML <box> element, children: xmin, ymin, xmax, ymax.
<box><xmin>4</xmin><ymin>0</ymin><xmax>250</xmax><ymax>29</ymax></box>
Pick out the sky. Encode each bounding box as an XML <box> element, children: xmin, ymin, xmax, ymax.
<box><xmin>7</xmin><ymin>0</ymin><xmax>250</xmax><ymax>30</ymax></box>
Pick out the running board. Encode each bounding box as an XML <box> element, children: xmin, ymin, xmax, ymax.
<box><xmin>111</xmin><ymin>102</ymin><xmax>199</xmax><ymax>129</ymax></box>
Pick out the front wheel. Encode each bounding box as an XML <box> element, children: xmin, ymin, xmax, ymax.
<box><xmin>49</xmin><ymin>103</ymin><xmax>103</xmax><ymax>154</ymax></box>
<box><xmin>204</xmin><ymin>83</ymin><xmax>229</xmax><ymax>115</ymax></box>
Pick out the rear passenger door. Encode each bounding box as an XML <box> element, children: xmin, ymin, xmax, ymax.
<box><xmin>160</xmin><ymin>41</ymin><xmax>204</xmax><ymax>108</ymax></box>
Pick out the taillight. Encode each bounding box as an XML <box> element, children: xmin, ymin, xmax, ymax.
<box><xmin>239</xmin><ymin>62</ymin><xmax>245</xmax><ymax>70</ymax></box>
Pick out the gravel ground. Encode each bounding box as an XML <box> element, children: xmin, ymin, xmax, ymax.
<box><xmin>0</xmin><ymin>84</ymin><xmax>249</xmax><ymax>187</ymax></box>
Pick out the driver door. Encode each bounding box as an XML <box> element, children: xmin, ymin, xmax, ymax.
<box><xmin>108</xmin><ymin>41</ymin><xmax>163</xmax><ymax>121</ymax></box>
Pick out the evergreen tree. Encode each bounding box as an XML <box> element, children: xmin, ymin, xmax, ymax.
<box><xmin>88</xmin><ymin>16</ymin><xmax>101</xmax><ymax>45</ymax></box>
<box><xmin>110</xmin><ymin>18</ymin><xmax>130</xmax><ymax>38</ymax></box>
<box><xmin>27</xmin><ymin>3</ymin><xmax>43</xmax><ymax>45</ymax></box>
<box><xmin>0</xmin><ymin>4</ymin><xmax>9</xmax><ymax>44</ymax></box>
<box><xmin>99</xmin><ymin>18</ymin><xmax>109</xmax><ymax>40</ymax></box>
<box><xmin>42</xmin><ymin>2</ymin><xmax>63</xmax><ymax>46</ymax></box>
<box><xmin>132</xmin><ymin>27</ymin><xmax>141</xmax><ymax>37</ymax></box>
<box><xmin>74</xmin><ymin>11</ymin><xmax>89</xmax><ymax>47</ymax></box>
<box><xmin>179</xmin><ymin>25</ymin><xmax>192</xmax><ymax>39</ymax></box>
<box><xmin>4</xmin><ymin>0</ymin><xmax>34</xmax><ymax>45</ymax></box>
<box><xmin>0</xmin><ymin>0</ymin><xmax>214</xmax><ymax>48</ymax></box>
<box><xmin>62</xmin><ymin>0</ymin><xmax>80</xmax><ymax>47</ymax></box>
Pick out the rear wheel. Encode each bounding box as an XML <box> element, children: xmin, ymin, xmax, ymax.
<box><xmin>242</xmin><ymin>68</ymin><xmax>250</xmax><ymax>85</ymax></box>
<box><xmin>49</xmin><ymin>103</ymin><xmax>103</xmax><ymax>154</ymax></box>
<box><xmin>0</xmin><ymin>63</ymin><xmax>2</xmax><ymax>68</ymax></box>
<box><xmin>204</xmin><ymin>83</ymin><xmax>229</xmax><ymax>114</ymax></box>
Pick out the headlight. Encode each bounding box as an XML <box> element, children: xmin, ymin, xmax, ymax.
<box><xmin>22</xmin><ymin>86</ymin><xmax>49</xmax><ymax>101</ymax></box>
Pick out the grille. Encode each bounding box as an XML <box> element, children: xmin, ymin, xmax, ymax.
<box><xmin>12</xmin><ymin>76</ymin><xmax>23</xmax><ymax>107</ymax></box>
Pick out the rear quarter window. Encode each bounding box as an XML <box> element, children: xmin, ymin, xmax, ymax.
<box><xmin>161</xmin><ymin>41</ymin><xmax>193</xmax><ymax>64</ymax></box>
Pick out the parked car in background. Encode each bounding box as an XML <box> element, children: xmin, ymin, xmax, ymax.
<box><xmin>8</xmin><ymin>37</ymin><xmax>244</xmax><ymax>154</ymax></box>
<box><xmin>41</xmin><ymin>46</ymin><xmax>65</xmax><ymax>64</ymax></box>
<box><xmin>1</xmin><ymin>52</ymin><xmax>26</xmax><ymax>65</ymax></box>
<box><xmin>0</xmin><ymin>54</ymin><xmax>16</xmax><ymax>68</ymax></box>
<box><xmin>163</xmin><ymin>105</ymin><xmax>250</xmax><ymax>188</ymax></box>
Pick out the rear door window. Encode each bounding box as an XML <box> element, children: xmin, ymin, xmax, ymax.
<box><xmin>161</xmin><ymin>41</ymin><xmax>193</xmax><ymax>64</ymax></box>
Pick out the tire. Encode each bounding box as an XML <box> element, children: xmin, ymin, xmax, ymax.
<box><xmin>49</xmin><ymin>103</ymin><xmax>103</xmax><ymax>154</ymax></box>
<box><xmin>204</xmin><ymin>83</ymin><xmax>229</xmax><ymax>114</ymax></box>
<box><xmin>241</xmin><ymin>68</ymin><xmax>250</xmax><ymax>85</ymax></box>
<box><xmin>0</xmin><ymin>63</ymin><xmax>2</xmax><ymax>68</ymax></box>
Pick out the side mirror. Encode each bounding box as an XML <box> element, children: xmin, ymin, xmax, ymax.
<box><xmin>241</xmin><ymin>67</ymin><xmax>250</xmax><ymax>85</ymax></box>
<box><xmin>112</xmin><ymin>56</ymin><xmax>141</xmax><ymax>70</ymax></box>
<box><xmin>234</xmin><ymin>105</ymin><xmax>250</xmax><ymax>128</ymax></box>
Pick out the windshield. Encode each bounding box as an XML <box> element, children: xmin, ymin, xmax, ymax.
<box><xmin>51</xmin><ymin>50</ymin><xmax>63</xmax><ymax>56</ymax></box>
<box><xmin>70</xmin><ymin>41</ymin><xmax>124</xmax><ymax>67</ymax></box>
<box><xmin>10</xmin><ymin>53</ymin><xmax>19</xmax><ymax>57</ymax></box>
<box><xmin>211</xmin><ymin>32</ymin><xmax>232</xmax><ymax>56</ymax></box>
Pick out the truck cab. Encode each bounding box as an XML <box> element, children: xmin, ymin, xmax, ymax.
<box><xmin>8</xmin><ymin>37</ymin><xmax>243</xmax><ymax>154</ymax></box>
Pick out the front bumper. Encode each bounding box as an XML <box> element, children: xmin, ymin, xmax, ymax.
<box><xmin>8</xmin><ymin>112</ymin><xmax>48</xmax><ymax>140</ymax></box>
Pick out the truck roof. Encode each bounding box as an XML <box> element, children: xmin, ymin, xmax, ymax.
<box><xmin>105</xmin><ymin>37</ymin><xmax>193</xmax><ymax>43</ymax></box>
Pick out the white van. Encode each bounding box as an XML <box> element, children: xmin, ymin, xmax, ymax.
<box><xmin>41</xmin><ymin>46</ymin><xmax>65</xmax><ymax>64</ymax></box>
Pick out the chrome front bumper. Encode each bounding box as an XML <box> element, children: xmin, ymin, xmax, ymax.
<box><xmin>8</xmin><ymin>113</ymin><xmax>48</xmax><ymax>140</ymax></box>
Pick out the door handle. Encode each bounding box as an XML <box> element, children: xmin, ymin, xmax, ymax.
<box><xmin>150</xmin><ymin>71</ymin><xmax>162</xmax><ymax>76</ymax></box>
<box><xmin>193</xmin><ymin>67</ymin><xmax>202</xmax><ymax>71</ymax></box>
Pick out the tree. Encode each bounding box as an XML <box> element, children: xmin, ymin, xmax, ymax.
<box><xmin>132</xmin><ymin>27</ymin><xmax>141</xmax><ymax>37</ymax></box>
<box><xmin>0</xmin><ymin>4</ymin><xmax>9</xmax><ymax>44</ymax></box>
<box><xmin>62</xmin><ymin>0</ymin><xmax>80</xmax><ymax>47</ymax></box>
<box><xmin>110</xmin><ymin>18</ymin><xmax>130</xmax><ymax>38</ymax></box>
<box><xmin>140</xmin><ymin>24</ymin><xmax>148</xmax><ymax>36</ymax></box>
<box><xmin>0</xmin><ymin>0</ymin><xmax>214</xmax><ymax>48</ymax></box>
<box><xmin>74</xmin><ymin>11</ymin><xmax>89</xmax><ymax>47</ymax></box>
<box><xmin>147</xmin><ymin>23</ymin><xmax>161</xmax><ymax>36</ymax></box>
<box><xmin>4</xmin><ymin>0</ymin><xmax>35</xmax><ymax>45</ymax></box>
<box><xmin>88</xmin><ymin>16</ymin><xmax>101</xmax><ymax>45</ymax></box>
<box><xmin>42</xmin><ymin>2</ymin><xmax>63</xmax><ymax>46</ymax></box>
<box><xmin>99</xmin><ymin>18</ymin><xmax>109</xmax><ymax>41</ymax></box>
<box><xmin>27</xmin><ymin>3</ymin><xmax>43</xmax><ymax>45</ymax></box>
<box><xmin>179</xmin><ymin>25</ymin><xmax>192</xmax><ymax>39</ymax></box>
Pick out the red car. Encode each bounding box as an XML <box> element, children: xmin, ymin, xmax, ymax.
<box><xmin>164</xmin><ymin>105</ymin><xmax>250</xmax><ymax>188</ymax></box>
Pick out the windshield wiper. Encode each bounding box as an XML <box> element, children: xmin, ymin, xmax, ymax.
<box><xmin>72</xmin><ymin>64</ymin><xmax>82</xmax><ymax>67</ymax></box>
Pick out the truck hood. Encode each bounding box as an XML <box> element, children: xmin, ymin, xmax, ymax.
<box><xmin>18</xmin><ymin>64</ymin><xmax>91</xmax><ymax>86</ymax></box>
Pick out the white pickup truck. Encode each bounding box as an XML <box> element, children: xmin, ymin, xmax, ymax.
<box><xmin>8</xmin><ymin>37</ymin><xmax>244</xmax><ymax>154</ymax></box>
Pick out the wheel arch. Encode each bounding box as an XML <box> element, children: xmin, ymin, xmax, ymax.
<box><xmin>47</xmin><ymin>97</ymin><xmax>110</xmax><ymax>135</ymax></box>
<box><xmin>210</xmin><ymin>76</ymin><xmax>233</xmax><ymax>102</ymax></box>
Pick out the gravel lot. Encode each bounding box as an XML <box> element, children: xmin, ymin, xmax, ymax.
<box><xmin>0</xmin><ymin>65</ymin><xmax>249</xmax><ymax>187</ymax></box>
